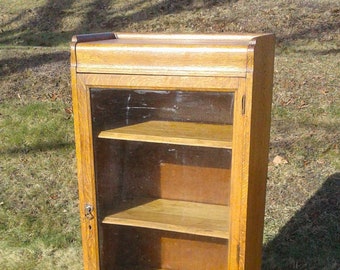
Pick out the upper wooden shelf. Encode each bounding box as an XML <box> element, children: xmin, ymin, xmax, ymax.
<box><xmin>102</xmin><ymin>198</ymin><xmax>230</xmax><ymax>239</ymax></box>
<box><xmin>98</xmin><ymin>121</ymin><xmax>233</xmax><ymax>149</ymax></box>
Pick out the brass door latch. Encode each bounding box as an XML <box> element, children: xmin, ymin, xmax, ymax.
<box><xmin>85</xmin><ymin>204</ymin><xmax>94</xmax><ymax>220</ymax></box>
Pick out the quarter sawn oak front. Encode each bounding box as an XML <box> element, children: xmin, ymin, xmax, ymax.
<box><xmin>71</xmin><ymin>32</ymin><xmax>275</xmax><ymax>270</ymax></box>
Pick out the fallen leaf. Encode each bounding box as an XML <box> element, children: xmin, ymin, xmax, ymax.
<box><xmin>273</xmin><ymin>155</ymin><xmax>288</xmax><ymax>165</ymax></box>
<box><xmin>65</xmin><ymin>107</ymin><xmax>73</xmax><ymax>114</ymax></box>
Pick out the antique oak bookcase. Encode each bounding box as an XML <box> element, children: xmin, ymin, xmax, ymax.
<box><xmin>70</xmin><ymin>32</ymin><xmax>275</xmax><ymax>270</ymax></box>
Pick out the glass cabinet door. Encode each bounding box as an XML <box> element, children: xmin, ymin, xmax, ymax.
<box><xmin>90</xmin><ymin>88</ymin><xmax>234</xmax><ymax>270</ymax></box>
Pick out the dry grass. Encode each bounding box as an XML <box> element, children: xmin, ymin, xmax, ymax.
<box><xmin>0</xmin><ymin>0</ymin><xmax>339</xmax><ymax>269</ymax></box>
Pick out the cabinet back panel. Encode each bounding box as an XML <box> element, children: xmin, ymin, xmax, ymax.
<box><xmin>123</xmin><ymin>142</ymin><xmax>231</xmax><ymax>205</ymax></box>
<box><xmin>107</xmin><ymin>226</ymin><xmax>228</xmax><ymax>270</ymax></box>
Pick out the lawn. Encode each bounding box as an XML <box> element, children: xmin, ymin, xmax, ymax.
<box><xmin>0</xmin><ymin>0</ymin><xmax>339</xmax><ymax>269</ymax></box>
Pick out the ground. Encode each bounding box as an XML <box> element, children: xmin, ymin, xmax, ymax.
<box><xmin>0</xmin><ymin>0</ymin><xmax>339</xmax><ymax>269</ymax></box>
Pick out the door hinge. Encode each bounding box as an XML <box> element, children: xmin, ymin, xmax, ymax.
<box><xmin>85</xmin><ymin>203</ymin><xmax>94</xmax><ymax>220</ymax></box>
<box><xmin>241</xmin><ymin>95</ymin><xmax>246</xmax><ymax>115</ymax></box>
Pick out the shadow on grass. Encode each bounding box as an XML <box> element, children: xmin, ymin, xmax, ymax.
<box><xmin>1</xmin><ymin>141</ymin><xmax>74</xmax><ymax>155</ymax></box>
<box><xmin>0</xmin><ymin>0</ymin><xmax>77</xmax><ymax>46</ymax></box>
<box><xmin>0</xmin><ymin>51</ymin><xmax>69</xmax><ymax>77</ymax></box>
<box><xmin>0</xmin><ymin>0</ymin><xmax>234</xmax><ymax>47</ymax></box>
<box><xmin>262</xmin><ymin>172</ymin><xmax>340</xmax><ymax>270</ymax></box>
<box><xmin>101</xmin><ymin>0</ymin><xmax>235</xmax><ymax>30</ymax></box>
<box><xmin>277</xmin><ymin>19</ymin><xmax>340</xmax><ymax>44</ymax></box>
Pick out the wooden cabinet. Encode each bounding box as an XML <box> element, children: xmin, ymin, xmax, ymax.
<box><xmin>70</xmin><ymin>32</ymin><xmax>275</xmax><ymax>270</ymax></box>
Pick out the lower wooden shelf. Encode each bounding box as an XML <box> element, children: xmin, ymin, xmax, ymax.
<box><xmin>102</xmin><ymin>198</ymin><xmax>230</xmax><ymax>239</ymax></box>
<box><xmin>116</xmin><ymin>268</ymin><xmax>166</xmax><ymax>270</ymax></box>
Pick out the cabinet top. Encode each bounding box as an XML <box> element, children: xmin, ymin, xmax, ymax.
<box><xmin>71</xmin><ymin>32</ymin><xmax>275</xmax><ymax>77</ymax></box>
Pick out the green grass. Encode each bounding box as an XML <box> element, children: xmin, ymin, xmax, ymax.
<box><xmin>1</xmin><ymin>101</ymin><xmax>73</xmax><ymax>151</ymax></box>
<box><xmin>0</xmin><ymin>101</ymin><xmax>82</xmax><ymax>269</ymax></box>
<box><xmin>0</xmin><ymin>0</ymin><xmax>339</xmax><ymax>269</ymax></box>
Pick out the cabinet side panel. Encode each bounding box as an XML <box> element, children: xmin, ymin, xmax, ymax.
<box><xmin>244</xmin><ymin>35</ymin><xmax>275</xmax><ymax>269</ymax></box>
<box><xmin>228</xmin><ymin>34</ymin><xmax>275</xmax><ymax>270</ymax></box>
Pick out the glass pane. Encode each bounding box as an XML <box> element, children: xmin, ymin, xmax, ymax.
<box><xmin>90</xmin><ymin>88</ymin><xmax>234</xmax><ymax>269</ymax></box>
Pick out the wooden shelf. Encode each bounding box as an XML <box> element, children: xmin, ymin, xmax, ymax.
<box><xmin>98</xmin><ymin>121</ymin><xmax>233</xmax><ymax>149</ymax></box>
<box><xmin>102</xmin><ymin>198</ymin><xmax>229</xmax><ymax>239</ymax></box>
<box><xmin>116</xmin><ymin>267</ymin><xmax>166</xmax><ymax>270</ymax></box>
